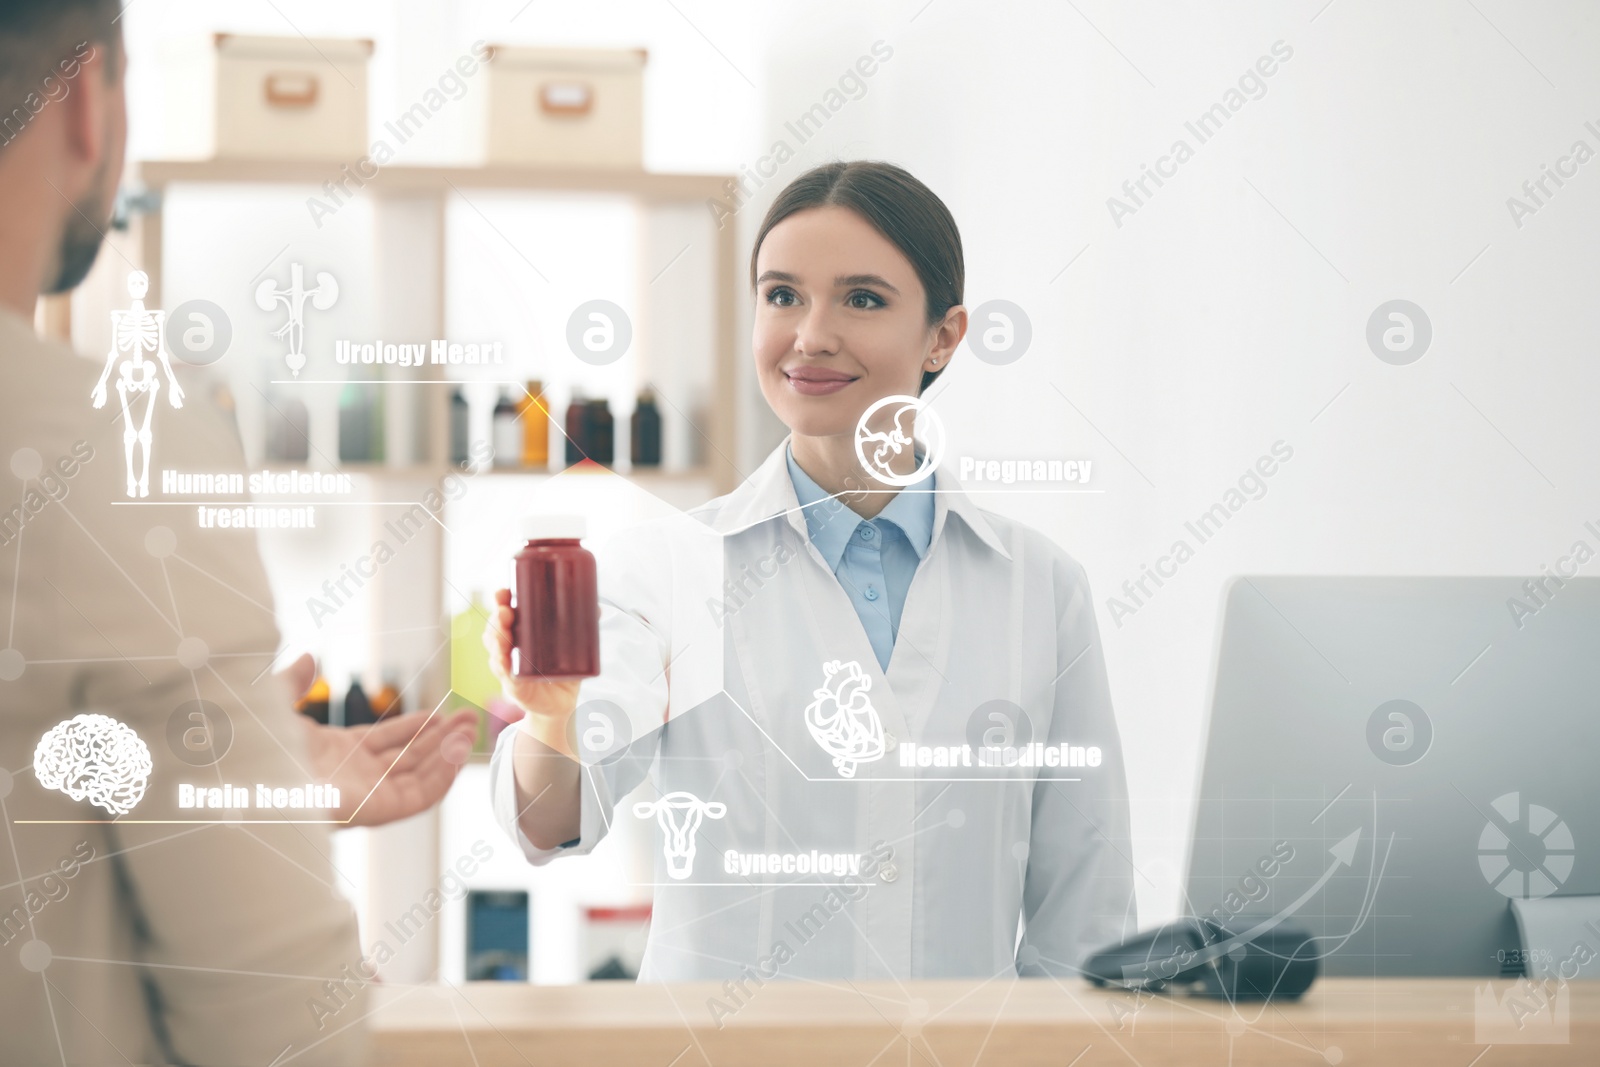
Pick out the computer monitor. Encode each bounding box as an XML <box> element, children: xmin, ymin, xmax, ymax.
<box><xmin>1185</xmin><ymin>576</ymin><xmax>1600</xmax><ymax>977</ymax></box>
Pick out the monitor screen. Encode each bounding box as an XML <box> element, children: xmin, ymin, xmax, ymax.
<box><xmin>1187</xmin><ymin>576</ymin><xmax>1599</xmax><ymax>977</ymax></box>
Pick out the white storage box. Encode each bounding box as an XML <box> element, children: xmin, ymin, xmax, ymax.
<box><xmin>481</xmin><ymin>46</ymin><xmax>645</xmax><ymax>168</ymax></box>
<box><xmin>160</xmin><ymin>34</ymin><xmax>372</xmax><ymax>160</ymax></box>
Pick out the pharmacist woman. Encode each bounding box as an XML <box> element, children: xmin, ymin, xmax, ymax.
<box><xmin>485</xmin><ymin>161</ymin><xmax>1136</xmax><ymax>983</ymax></box>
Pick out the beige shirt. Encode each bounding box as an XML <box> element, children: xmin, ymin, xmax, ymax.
<box><xmin>0</xmin><ymin>308</ymin><xmax>367</xmax><ymax>1064</ymax></box>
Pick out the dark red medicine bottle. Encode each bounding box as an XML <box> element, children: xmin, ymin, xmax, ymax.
<box><xmin>512</xmin><ymin>514</ymin><xmax>600</xmax><ymax>679</ymax></box>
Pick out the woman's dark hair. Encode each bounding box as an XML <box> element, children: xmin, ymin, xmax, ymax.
<box><xmin>750</xmin><ymin>161</ymin><xmax>963</xmax><ymax>394</ymax></box>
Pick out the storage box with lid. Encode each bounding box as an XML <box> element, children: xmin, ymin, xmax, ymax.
<box><xmin>159</xmin><ymin>33</ymin><xmax>372</xmax><ymax>160</ymax></box>
<box><xmin>479</xmin><ymin>46</ymin><xmax>645</xmax><ymax>168</ymax></box>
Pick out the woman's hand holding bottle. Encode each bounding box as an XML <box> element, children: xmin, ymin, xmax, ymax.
<box><xmin>486</xmin><ymin>515</ymin><xmax>597</xmax><ymax>849</ymax></box>
<box><xmin>482</xmin><ymin>588</ymin><xmax>582</xmax><ymax>756</ymax></box>
<box><xmin>483</xmin><ymin>587</ymin><xmax>585</xmax><ymax>849</ymax></box>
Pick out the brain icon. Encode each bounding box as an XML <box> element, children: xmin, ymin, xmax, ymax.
<box><xmin>33</xmin><ymin>713</ymin><xmax>153</xmax><ymax>815</ymax></box>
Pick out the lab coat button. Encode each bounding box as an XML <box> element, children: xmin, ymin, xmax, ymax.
<box><xmin>883</xmin><ymin>732</ymin><xmax>897</xmax><ymax>749</ymax></box>
<box><xmin>878</xmin><ymin>863</ymin><xmax>899</xmax><ymax>883</ymax></box>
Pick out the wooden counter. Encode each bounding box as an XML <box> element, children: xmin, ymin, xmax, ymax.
<box><xmin>370</xmin><ymin>977</ymin><xmax>1600</xmax><ymax>1065</ymax></box>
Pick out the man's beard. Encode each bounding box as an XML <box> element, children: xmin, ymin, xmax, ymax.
<box><xmin>47</xmin><ymin>160</ymin><xmax>113</xmax><ymax>294</ymax></box>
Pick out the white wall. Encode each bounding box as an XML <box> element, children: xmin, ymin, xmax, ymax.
<box><xmin>737</xmin><ymin>0</ymin><xmax>1600</xmax><ymax>922</ymax></box>
<box><xmin>122</xmin><ymin>0</ymin><xmax>1600</xmax><ymax>930</ymax></box>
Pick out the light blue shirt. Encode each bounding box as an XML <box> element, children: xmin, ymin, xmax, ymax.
<box><xmin>785</xmin><ymin>445</ymin><xmax>935</xmax><ymax>671</ymax></box>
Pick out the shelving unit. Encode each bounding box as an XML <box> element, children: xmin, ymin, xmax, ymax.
<box><xmin>121</xmin><ymin>158</ymin><xmax>742</xmax><ymax>494</ymax></box>
<box><xmin>104</xmin><ymin>155</ymin><xmax>741</xmax><ymax>985</ymax></box>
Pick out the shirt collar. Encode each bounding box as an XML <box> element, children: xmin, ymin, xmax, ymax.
<box><xmin>934</xmin><ymin>471</ymin><xmax>1011</xmax><ymax>560</ymax></box>
<box><xmin>707</xmin><ymin>437</ymin><xmax>1011</xmax><ymax>562</ymax></box>
<box><xmin>784</xmin><ymin>444</ymin><xmax>935</xmax><ymax>569</ymax></box>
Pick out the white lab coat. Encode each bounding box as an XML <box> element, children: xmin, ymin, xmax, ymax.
<box><xmin>490</xmin><ymin>440</ymin><xmax>1135</xmax><ymax>985</ymax></box>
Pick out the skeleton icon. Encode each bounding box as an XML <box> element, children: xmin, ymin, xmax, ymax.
<box><xmin>92</xmin><ymin>271</ymin><xmax>184</xmax><ymax>498</ymax></box>
<box><xmin>804</xmin><ymin>659</ymin><xmax>885</xmax><ymax>778</ymax></box>
<box><xmin>633</xmin><ymin>791</ymin><xmax>727</xmax><ymax>879</ymax></box>
<box><xmin>255</xmin><ymin>263</ymin><xmax>338</xmax><ymax>378</ymax></box>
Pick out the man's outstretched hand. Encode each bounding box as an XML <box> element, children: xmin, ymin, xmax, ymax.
<box><xmin>300</xmin><ymin>707</ymin><xmax>480</xmax><ymax>826</ymax></box>
<box><xmin>276</xmin><ymin>652</ymin><xmax>479</xmax><ymax>826</ymax></box>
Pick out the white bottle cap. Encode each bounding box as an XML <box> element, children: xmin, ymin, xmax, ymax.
<box><xmin>519</xmin><ymin>513</ymin><xmax>586</xmax><ymax>542</ymax></box>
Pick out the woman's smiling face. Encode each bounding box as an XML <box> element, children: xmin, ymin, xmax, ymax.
<box><xmin>753</xmin><ymin>205</ymin><xmax>957</xmax><ymax>440</ymax></box>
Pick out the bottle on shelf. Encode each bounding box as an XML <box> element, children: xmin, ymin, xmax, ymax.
<box><xmin>562</xmin><ymin>396</ymin><xmax>616</xmax><ymax>468</ymax></box>
<box><xmin>295</xmin><ymin>675</ymin><xmax>331</xmax><ymax>725</ymax></box>
<box><xmin>687</xmin><ymin>393</ymin><xmax>710</xmax><ymax>468</ymax></box>
<box><xmin>492</xmin><ymin>389</ymin><xmax>521</xmax><ymax>468</ymax></box>
<box><xmin>449</xmin><ymin>591</ymin><xmax>500</xmax><ymax>752</ymax></box>
<box><xmin>343</xmin><ymin>678</ymin><xmax>374</xmax><ymax>728</ymax></box>
<box><xmin>372</xmin><ymin>677</ymin><xmax>402</xmax><ymax>720</ymax></box>
<box><xmin>371</xmin><ymin>385</ymin><xmax>385</xmax><ymax>462</ymax></box>
<box><xmin>449</xmin><ymin>388</ymin><xmax>470</xmax><ymax>466</ymax></box>
<box><xmin>584</xmin><ymin>397</ymin><xmax>615</xmax><ymax>467</ymax></box>
<box><xmin>337</xmin><ymin>385</ymin><xmax>366</xmax><ymax>463</ymax></box>
<box><xmin>520</xmin><ymin>380</ymin><xmax>549</xmax><ymax>469</ymax></box>
<box><xmin>450</xmin><ymin>592</ymin><xmax>499</xmax><ymax>711</ymax></box>
<box><xmin>631</xmin><ymin>388</ymin><xmax>661</xmax><ymax>469</ymax></box>
<box><xmin>564</xmin><ymin>390</ymin><xmax>587</xmax><ymax>467</ymax></box>
<box><xmin>264</xmin><ymin>391</ymin><xmax>311</xmax><ymax>463</ymax></box>
<box><xmin>338</xmin><ymin>383</ymin><xmax>384</xmax><ymax>464</ymax></box>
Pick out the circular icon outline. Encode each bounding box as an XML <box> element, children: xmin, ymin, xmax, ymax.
<box><xmin>566</xmin><ymin>698</ymin><xmax>633</xmax><ymax>767</ymax></box>
<box><xmin>1364</xmin><ymin>698</ymin><xmax>1432</xmax><ymax>767</ymax></box>
<box><xmin>566</xmin><ymin>299</ymin><xmax>633</xmax><ymax>366</ymax></box>
<box><xmin>1477</xmin><ymin>792</ymin><xmax>1575</xmax><ymax>900</ymax></box>
<box><xmin>854</xmin><ymin>394</ymin><xmax>945</xmax><ymax>488</ymax></box>
<box><xmin>166</xmin><ymin>699</ymin><xmax>234</xmax><ymax>767</ymax></box>
<box><xmin>1365</xmin><ymin>299</ymin><xmax>1432</xmax><ymax>366</ymax></box>
<box><xmin>166</xmin><ymin>298</ymin><xmax>233</xmax><ymax>366</ymax></box>
<box><xmin>965</xmin><ymin>299</ymin><xmax>1033</xmax><ymax>366</ymax></box>
<box><xmin>965</xmin><ymin>698</ymin><xmax>1035</xmax><ymax>757</ymax></box>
